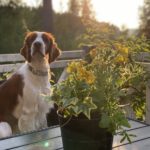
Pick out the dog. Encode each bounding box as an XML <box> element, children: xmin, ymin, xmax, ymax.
<box><xmin>0</xmin><ymin>31</ymin><xmax>61</xmax><ymax>135</ymax></box>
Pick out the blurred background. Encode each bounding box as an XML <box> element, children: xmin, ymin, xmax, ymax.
<box><xmin>0</xmin><ymin>0</ymin><xmax>149</xmax><ymax>53</ymax></box>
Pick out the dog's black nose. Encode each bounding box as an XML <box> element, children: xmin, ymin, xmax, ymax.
<box><xmin>34</xmin><ymin>41</ymin><xmax>42</xmax><ymax>49</ymax></box>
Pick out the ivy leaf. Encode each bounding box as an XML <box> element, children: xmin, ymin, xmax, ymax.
<box><xmin>71</xmin><ymin>105</ymin><xmax>82</xmax><ymax>115</ymax></box>
<box><xmin>78</xmin><ymin>97</ymin><xmax>97</xmax><ymax>119</ymax></box>
<box><xmin>62</xmin><ymin>97</ymin><xmax>78</xmax><ymax>107</ymax></box>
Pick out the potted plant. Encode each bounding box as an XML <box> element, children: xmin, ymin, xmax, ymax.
<box><xmin>45</xmin><ymin>44</ymin><xmax>146</xmax><ymax>150</ymax></box>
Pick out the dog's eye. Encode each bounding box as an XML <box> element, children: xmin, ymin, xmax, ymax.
<box><xmin>26</xmin><ymin>33</ymin><xmax>37</xmax><ymax>45</ymax></box>
<box><xmin>42</xmin><ymin>34</ymin><xmax>52</xmax><ymax>46</ymax></box>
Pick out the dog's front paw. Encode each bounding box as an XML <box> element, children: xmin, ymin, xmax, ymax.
<box><xmin>0</xmin><ymin>122</ymin><xmax>12</xmax><ymax>138</ymax></box>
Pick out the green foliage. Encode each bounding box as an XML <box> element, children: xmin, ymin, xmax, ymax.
<box><xmin>119</xmin><ymin>130</ymin><xmax>136</xmax><ymax>143</ymax></box>
<box><xmin>53</xmin><ymin>13</ymin><xmax>85</xmax><ymax>50</ymax></box>
<box><xmin>47</xmin><ymin>61</ymin><xmax>97</xmax><ymax>119</ymax></box>
<box><xmin>45</xmin><ymin>42</ymin><xmax>148</xmax><ymax>143</ymax></box>
<box><xmin>77</xmin><ymin>19</ymin><xmax>120</xmax><ymax>47</ymax></box>
<box><xmin>0</xmin><ymin>7</ymin><xmax>25</xmax><ymax>53</ymax></box>
<box><xmin>119</xmin><ymin>35</ymin><xmax>150</xmax><ymax>52</ymax></box>
<box><xmin>0</xmin><ymin>2</ymin><xmax>121</xmax><ymax>53</ymax></box>
<box><xmin>0</xmin><ymin>6</ymin><xmax>42</xmax><ymax>54</ymax></box>
<box><xmin>87</xmin><ymin>48</ymin><xmax>132</xmax><ymax>134</ymax></box>
<box><xmin>0</xmin><ymin>7</ymin><xmax>85</xmax><ymax>53</ymax></box>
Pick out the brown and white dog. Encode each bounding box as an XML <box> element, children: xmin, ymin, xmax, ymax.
<box><xmin>0</xmin><ymin>31</ymin><xmax>61</xmax><ymax>135</ymax></box>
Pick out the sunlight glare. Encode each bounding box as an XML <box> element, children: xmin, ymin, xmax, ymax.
<box><xmin>92</xmin><ymin>0</ymin><xmax>144</xmax><ymax>29</ymax></box>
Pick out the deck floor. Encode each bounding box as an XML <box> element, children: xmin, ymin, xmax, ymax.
<box><xmin>113</xmin><ymin>119</ymin><xmax>150</xmax><ymax>150</ymax></box>
<box><xmin>0</xmin><ymin>119</ymin><xmax>150</xmax><ymax>150</ymax></box>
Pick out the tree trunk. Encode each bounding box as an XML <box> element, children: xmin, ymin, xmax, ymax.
<box><xmin>42</xmin><ymin>0</ymin><xmax>53</xmax><ymax>33</ymax></box>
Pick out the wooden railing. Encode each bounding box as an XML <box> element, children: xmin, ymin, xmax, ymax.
<box><xmin>133</xmin><ymin>52</ymin><xmax>150</xmax><ymax>124</ymax></box>
<box><xmin>0</xmin><ymin>50</ymin><xmax>84</xmax><ymax>73</ymax></box>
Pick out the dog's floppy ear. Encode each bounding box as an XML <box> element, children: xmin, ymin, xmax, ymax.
<box><xmin>20</xmin><ymin>32</ymin><xmax>31</xmax><ymax>62</ymax></box>
<box><xmin>49</xmin><ymin>42</ymin><xmax>61</xmax><ymax>63</ymax></box>
<box><xmin>46</xmin><ymin>33</ymin><xmax>61</xmax><ymax>63</ymax></box>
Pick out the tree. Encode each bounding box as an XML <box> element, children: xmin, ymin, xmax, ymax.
<box><xmin>42</xmin><ymin>0</ymin><xmax>53</xmax><ymax>33</ymax></box>
<box><xmin>68</xmin><ymin>0</ymin><xmax>80</xmax><ymax>16</ymax></box>
<box><xmin>139</xmin><ymin>0</ymin><xmax>150</xmax><ymax>38</ymax></box>
<box><xmin>81</xmin><ymin>0</ymin><xmax>94</xmax><ymax>20</ymax></box>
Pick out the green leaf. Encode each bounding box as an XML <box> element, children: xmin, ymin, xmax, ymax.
<box><xmin>71</xmin><ymin>105</ymin><xmax>82</xmax><ymax>115</ymax></box>
<box><xmin>120</xmin><ymin>135</ymin><xmax>126</xmax><ymax>143</ymax></box>
<box><xmin>119</xmin><ymin>130</ymin><xmax>135</xmax><ymax>143</ymax></box>
<box><xmin>126</xmin><ymin>134</ymin><xmax>131</xmax><ymax>143</ymax></box>
<box><xmin>99</xmin><ymin>113</ymin><xmax>111</xmax><ymax>128</ymax></box>
<box><xmin>78</xmin><ymin>97</ymin><xmax>97</xmax><ymax>119</ymax></box>
<box><xmin>62</xmin><ymin>97</ymin><xmax>79</xmax><ymax>107</ymax></box>
<box><xmin>121</xmin><ymin>119</ymin><xmax>131</xmax><ymax>128</ymax></box>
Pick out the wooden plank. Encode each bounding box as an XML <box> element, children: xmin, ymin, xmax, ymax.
<box><xmin>146</xmin><ymin>82</ymin><xmax>150</xmax><ymax>124</ymax></box>
<box><xmin>0</xmin><ymin>63</ymin><xmax>23</xmax><ymax>73</ymax></box>
<box><xmin>50</xmin><ymin>59</ymin><xmax>81</xmax><ymax>69</ymax></box>
<box><xmin>139</xmin><ymin>62</ymin><xmax>150</xmax><ymax>72</ymax></box>
<box><xmin>123</xmin><ymin>120</ymin><xmax>147</xmax><ymax>130</ymax></box>
<box><xmin>0</xmin><ymin>51</ymin><xmax>149</xmax><ymax>64</ymax></box>
<box><xmin>0</xmin><ymin>50</ymin><xmax>83</xmax><ymax>63</ymax></box>
<box><xmin>59</xmin><ymin>50</ymin><xmax>83</xmax><ymax>60</ymax></box>
<box><xmin>133</xmin><ymin>52</ymin><xmax>150</xmax><ymax>62</ymax></box>
<box><xmin>113</xmin><ymin>138</ymin><xmax>150</xmax><ymax>150</ymax></box>
<box><xmin>0</xmin><ymin>126</ymin><xmax>61</xmax><ymax>150</ymax></box>
<box><xmin>0</xmin><ymin>54</ymin><xmax>24</xmax><ymax>63</ymax></box>
<box><xmin>113</xmin><ymin>120</ymin><xmax>147</xmax><ymax>148</ymax></box>
<box><xmin>3</xmin><ymin>50</ymin><xmax>149</xmax><ymax>63</ymax></box>
<box><xmin>113</xmin><ymin>126</ymin><xmax>150</xmax><ymax>148</ymax></box>
<box><xmin>0</xmin><ymin>59</ymin><xmax>81</xmax><ymax>73</ymax></box>
<box><xmin>0</xmin><ymin>120</ymin><xmax>147</xmax><ymax>150</ymax></box>
<box><xmin>13</xmin><ymin>137</ymin><xmax>63</xmax><ymax>150</ymax></box>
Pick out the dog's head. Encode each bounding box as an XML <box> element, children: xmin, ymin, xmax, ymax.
<box><xmin>20</xmin><ymin>31</ymin><xmax>61</xmax><ymax>63</ymax></box>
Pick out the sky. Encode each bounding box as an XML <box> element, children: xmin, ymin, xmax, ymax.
<box><xmin>26</xmin><ymin>0</ymin><xmax>144</xmax><ymax>29</ymax></box>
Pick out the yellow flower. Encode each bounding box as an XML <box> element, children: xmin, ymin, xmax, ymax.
<box><xmin>67</xmin><ymin>61</ymin><xmax>87</xmax><ymax>73</ymax></box>
<box><xmin>115</xmin><ymin>56</ymin><xmax>124</xmax><ymax>63</ymax></box>
<box><xmin>66</xmin><ymin>62</ymin><xmax>79</xmax><ymax>73</ymax></box>
<box><xmin>67</xmin><ymin>61</ymin><xmax>95</xmax><ymax>84</ymax></box>
<box><xmin>114</xmin><ymin>43</ymin><xmax>129</xmax><ymax>63</ymax></box>
<box><xmin>115</xmin><ymin>55</ymin><xmax>128</xmax><ymax>63</ymax></box>
<box><xmin>78</xmin><ymin>67</ymin><xmax>86</xmax><ymax>77</ymax></box>
<box><xmin>78</xmin><ymin>68</ymin><xmax>95</xmax><ymax>84</ymax></box>
<box><xmin>85</xmin><ymin>71</ymin><xmax>96</xmax><ymax>84</ymax></box>
<box><xmin>90</xmin><ymin>49</ymin><xmax>97</xmax><ymax>57</ymax></box>
<box><xmin>122</xmin><ymin>47</ymin><xmax>128</xmax><ymax>55</ymax></box>
<box><xmin>115</xmin><ymin>43</ymin><xmax>129</xmax><ymax>55</ymax></box>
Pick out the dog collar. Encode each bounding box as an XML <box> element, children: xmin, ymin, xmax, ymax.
<box><xmin>28</xmin><ymin>65</ymin><xmax>49</xmax><ymax>76</ymax></box>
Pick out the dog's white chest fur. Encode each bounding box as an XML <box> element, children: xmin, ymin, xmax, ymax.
<box><xmin>13</xmin><ymin>63</ymin><xmax>52</xmax><ymax>132</ymax></box>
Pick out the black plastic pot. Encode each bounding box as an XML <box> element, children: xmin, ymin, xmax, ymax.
<box><xmin>59</xmin><ymin>114</ymin><xmax>113</xmax><ymax>150</ymax></box>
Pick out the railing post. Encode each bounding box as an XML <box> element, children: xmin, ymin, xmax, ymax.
<box><xmin>146</xmin><ymin>80</ymin><xmax>150</xmax><ymax>124</ymax></box>
<box><xmin>82</xmin><ymin>45</ymin><xmax>96</xmax><ymax>58</ymax></box>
